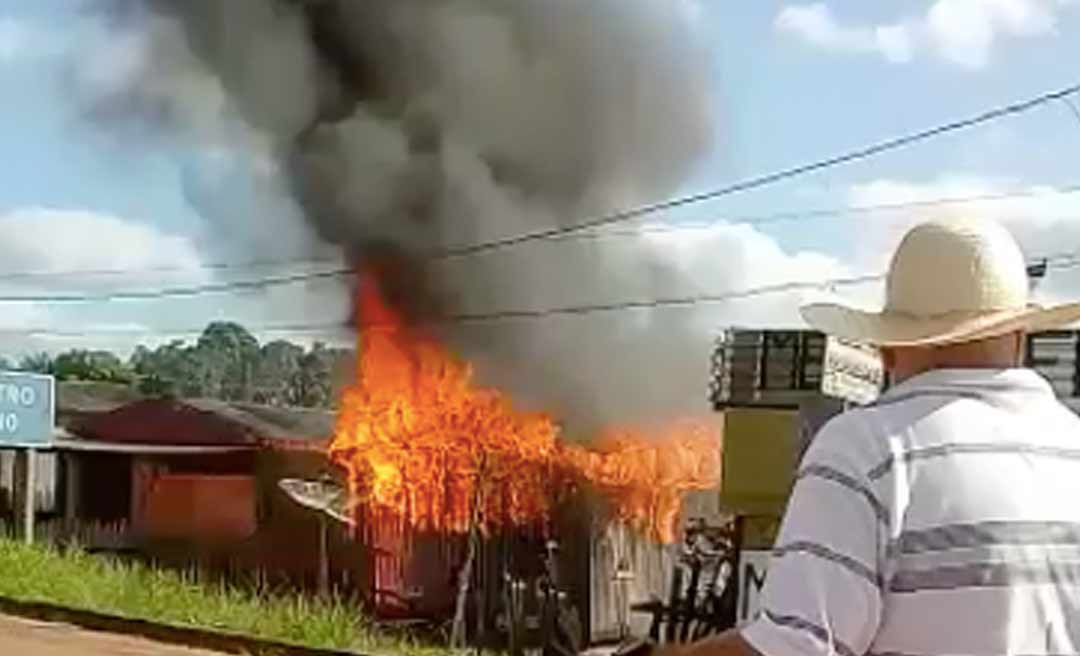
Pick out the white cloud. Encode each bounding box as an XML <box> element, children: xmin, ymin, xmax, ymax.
<box><xmin>844</xmin><ymin>175</ymin><xmax>1080</xmax><ymax>303</ymax></box>
<box><xmin>0</xmin><ymin>208</ymin><xmax>208</xmax><ymax>287</ymax></box>
<box><xmin>0</xmin><ymin>207</ymin><xmax>352</xmax><ymax>361</ymax></box>
<box><xmin>775</xmin><ymin>0</ymin><xmax>1073</xmax><ymax>69</ymax></box>
<box><xmin>775</xmin><ymin>4</ymin><xmax>915</xmax><ymax>63</ymax></box>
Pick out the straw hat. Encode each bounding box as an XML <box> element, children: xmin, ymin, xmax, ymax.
<box><xmin>800</xmin><ymin>217</ymin><xmax>1080</xmax><ymax>347</ymax></box>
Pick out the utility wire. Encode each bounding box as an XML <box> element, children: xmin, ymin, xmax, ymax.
<box><xmin>0</xmin><ymin>268</ymin><xmax>354</xmax><ymax>304</ymax></box>
<box><xmin>1063</xmin><ymin>96</ymin><xmax>1080</xmax><ymax>127</ymax></box>
<box><xmin>431</xmin><ymin>81</ymin><xmax>1080</xmax><ymax>260</ymax></box>
<box><xmin>6</xmin><ymin>82</ymin><xmax>1074</xmax><ymax>285</ymax></box>
<box><xmin>9</xmin><ymin>250</ymin><xmax>1080</xmax><ymax>336</ymax></box>
<box><xmin>555</xmin><ymin>183</ymin><xmax>1080</xmax><ymax>241</ymax></box>
<box><xmin>0</xmin><ymin>82</ymin><xmax>1075</xmax><ymax>290</ymax></box>
<box><xmin>0</xmin><ymin>255</ymin><xmax>346</xmax><ymax>282</ymax></box>
<box><xmin>6</xmin><ymin>182</ymin><xmax>1080</xmax><ymax>282</ymax></box>
<box><xmin>438</xmin><ymin>251</ymin><xmax>1080</xmax><ymax>325</ymax></box>
<box><xmin>4</xmin><ymin>191</ymin><xmax>1080</xmax><ymax>303</ymax></box>
<box><xmin>0</xmin><ymin>83</ymin><xmax>1074</xmax><ymax>301</ymax></box>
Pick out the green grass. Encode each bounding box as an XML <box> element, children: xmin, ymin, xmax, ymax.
<box><xmin>0</xmin><ymin>539</ymin><xmax>455</xmax><ymax>655</ymax></box>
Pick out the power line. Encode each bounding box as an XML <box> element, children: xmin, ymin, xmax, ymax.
<box><xmin>0</xmin><ymin>255</ymin><xmax>346</xmax><ymax>282</ymax></box>
<box><xmin>0</xmin><ymin>83</ymin><xmax>1075</xmax><ymax>288</ymax></box>
<box><xmin>0</xmin><ymin>82</ymin><xmax>1073</xmax><ymax>291</ymax></box>
<box><xmin>0</xmin><ymin>268</ymin><xmax>353</xmax><ymax>304</ymax></box>
<box><xmin>0</xmin><ymin>82</ymin><xmax>1074</xmax><ymax>302</ymax></box>
<box><xmin>9</xmin><ymin>250</ymin><xmax>1080</xmax><ymax>336</ymax></box>
<box><xmin>416</xmin><ymin>252</ymin><xmax>1080</xmax><ymax>324</ymax></box>
<box><xmin>555</xmin><ymin>183</ymin><xmax>1080</xmax><ymax>241</ymax></box>
<box><xmin>3</xmin><ymin>188</ymin><xmax>1080</xmax><ymax>303</ymax></box>
<box><xmin>4</xmin><ymin>182</ymin><xmax>1080</xmax><ymax>283</ymax></box>
<box><xmin>1063</xmin><ymin>97</ymin><xmax>1080</xmax><ymax>128</ymax></box>
<box><xmin>431</xmin><ymin>81</ymin><xmax>1080</xmax><ymax>260</ymax></box>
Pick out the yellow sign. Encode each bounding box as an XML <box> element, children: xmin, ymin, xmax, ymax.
<box><xmin>719</xmin><ymin>408</ymin><xmax>799</xmax><ymax>517</ymax></box>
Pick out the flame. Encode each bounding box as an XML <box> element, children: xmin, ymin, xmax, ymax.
<box><xmin>561</xmin><ymin>422</ymin><xmax>721</xmax><ymax>543</ymax></box>
<box><xmin>328</xmin><ymin>271</ymin><xmax>722</xmax><ymax>543</ymax></box>
<box><xmin>329</xmin><ymin>271</ymin><xmax>561</xmax><ymax>533</ymax></box>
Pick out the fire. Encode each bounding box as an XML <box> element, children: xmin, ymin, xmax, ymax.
<box><xmin>329</xmin><ymin>271</ymin><xmax>561</xmax><ymax>532</ymax></box>
<box><xmin>328</xmin><ymin>272</ymin><xmax>722</xmax><ymax>543</ymax></box>
<box><xmin>561</xmin><ymin>423</ymin><xmax>722</xmax><ymax>543</ymax></box>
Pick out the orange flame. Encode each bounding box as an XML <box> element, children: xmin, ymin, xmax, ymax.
<box><xmin>328</xmin><ymin>272</ymin><xmax>722</xmax><ymax>542</ymax></box>
<box><xmin>329</xmin><ymin>272</ymin><xmax>561</xmax><ymax>533</ymax></box>
<box><xmin>561</xmin><ymin>423</ymin><xmax>721</xmax><ymax>542</ymax></box>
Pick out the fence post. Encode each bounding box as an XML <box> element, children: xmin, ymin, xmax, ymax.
<box><xmin>318</xmin><ymin>514</ymin><xmax>330</xmax><ymax>597</ymax></box>
<box><xmin>13</xmin><ymin>448</ymin><xmax>35</xmax><ymax>544</ymax></box>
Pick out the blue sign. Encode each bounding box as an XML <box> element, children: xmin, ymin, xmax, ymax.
<box><xmin>0</xmin><ymin>372</ymin><xmax>54</xmax><ymax>447</ymax></box>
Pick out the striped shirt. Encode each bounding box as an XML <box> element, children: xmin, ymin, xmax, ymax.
<box><xmin>741</xmin><ymin>368</ymin><xmax>1080</xmax><ymax>656</ymax></box>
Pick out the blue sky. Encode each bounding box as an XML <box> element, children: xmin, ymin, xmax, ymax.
<box><xmin>2</xmin><ymin>0</ymin><xmax>1080</xmax><ymax>363</ymax></box>
<box><xmin>687</xmin><ymin>2</ymin><xmax>1080</xmax><ymax>251</ymax></box>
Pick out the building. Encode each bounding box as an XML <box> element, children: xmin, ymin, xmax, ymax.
<box><xmin>709</xmin><ymin>328</ymin><xmax>1080</xmax><ymax>547</ymax></box>
<box><xmin>0</xmin><ymin>382</ymin><xmax>369</xmax><ymax>594</ymax></box>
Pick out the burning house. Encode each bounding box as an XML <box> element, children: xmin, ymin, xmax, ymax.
<box><xmin>329</xmin><ymin>272</ymin><xmax>726</xmax><ymax>644</ymax></box>
<box><xmin>70</xmin><ymin>0</ymin><xmax>732</xmax><ymax>648</ymax></box>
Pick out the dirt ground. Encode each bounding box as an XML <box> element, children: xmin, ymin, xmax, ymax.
<box><xmin>0</xmin><ymin>614</ymin><xmax>225</xmax><ymax>655</ymax></box>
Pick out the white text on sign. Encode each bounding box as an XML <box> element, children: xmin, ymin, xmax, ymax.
<box><xmin>0</xmin><ymin>384</ymin><xmax>37</xmax><ymax>408</ymax></box>
<box><xmin>0</xmin><ymin>413</ymin><xmax>17</xmax><ymax>433</ymax></box>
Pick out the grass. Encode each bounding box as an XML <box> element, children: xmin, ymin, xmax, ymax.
<box><xmin>0</xmin><ymin>538</ymin><xmax>455</xmax><ymax>655</ymax></box>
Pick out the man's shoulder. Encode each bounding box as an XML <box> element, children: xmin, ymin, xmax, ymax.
<box><xmin>803</xmin><ymin>407</ymin><xmax>887</xmax><ymax>473</ymax></box>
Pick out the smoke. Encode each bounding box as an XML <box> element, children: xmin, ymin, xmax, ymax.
<box><xmin>75</xmin><ymin>0</ymin><xmax>746</xmax><ymax>434</ymax></box>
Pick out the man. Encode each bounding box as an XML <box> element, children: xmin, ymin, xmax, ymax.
<box><xmin>674</xmin><ymin>217</ymin><xmax>1080</xmax><ymax>655</ymax></box>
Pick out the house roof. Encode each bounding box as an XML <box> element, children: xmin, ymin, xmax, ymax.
<box><xmin>50</xmin><ymin>438</ymin><xmax>255</xmax><ymax>455</ymax></box>
<box><xmin>56</xmin><ymin>383</ymin><xmax>336</xmax><ymax>448</ymax></box>
<box><xmin>58</xmin><ymin>381</ymin><xmax>143</xmax><ymax>414</ymax></box>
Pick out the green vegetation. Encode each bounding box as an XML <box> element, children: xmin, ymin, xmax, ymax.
<box><xmin>12</xmin><ymin>321</ymin><xmax>354</xmax><ymax>409</ymax></box>
<box><xmin>0</xmin><ymin>539</ymin><xmax>451</xmax><ymax>655</ymax></box>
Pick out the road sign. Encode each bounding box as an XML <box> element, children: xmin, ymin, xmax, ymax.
<box><xmin>820</xmin><ymin>338</ymin><xmax>883</xmax><ymax>405</ymax></box>
<box><xmin>0</xmin><ymin>371</ymin><xmax>55</xmax><ymax>447</ymax></box>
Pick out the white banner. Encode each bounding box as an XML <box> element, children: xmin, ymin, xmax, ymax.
<box><xmin>736</xmin><ymin>550</ymin><xmax>771</xmax><ymax>627</ymax></box>
<box><xmin>820</xmin><ymin>338</ymin><xmax>884</xmax><ymax>405</ymax></box>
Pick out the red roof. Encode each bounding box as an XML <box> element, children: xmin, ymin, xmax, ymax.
<box><xmin>73</xmin><ymin>399</ymin><xmax>259</xmax><ymax>446</ymax></box>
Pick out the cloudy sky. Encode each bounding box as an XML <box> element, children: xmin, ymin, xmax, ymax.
<box><xmin>0</xmin><ymin>0</ymin><xmax>1079</xmax><ymax>423</ymax></box>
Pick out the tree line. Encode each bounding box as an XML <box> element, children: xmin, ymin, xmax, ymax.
<box><xmin>5</xmin><ymin>322</ymin><xmax>355</xmax><ymax>409</ymax></box>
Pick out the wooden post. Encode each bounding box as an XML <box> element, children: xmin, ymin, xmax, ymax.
<box><xmin>63</xmin><ymin>452</ymin><xmax>79</xmax><ymax>522</ymax></box>
<box><xmin>451</xmin><ymin>460</ymin><xmax>487</xmax><ymax>648</ymax></box>
<box><xmin>318</xmin><ymin>513</ymin><xmax>330</xmax><ymax>597</ymax></box>
<box><xmin>13</xmin><ymin>448</ymin><xmax>35</xmax><ymax>544</ymax></box>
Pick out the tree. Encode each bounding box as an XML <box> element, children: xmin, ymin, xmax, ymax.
<box><xmin>18</xmin><ymin>352</ymin><xmax>54</xmax><ymax>375</ymax></box>
<box><xmin>131</xmin><ymin>340</ymin><xmax>204</xmax><ymax>398</ymax></box>
<box><xmin>255</xmin><ymin>340</ymin><xmax>304</xmax><ymax>406</ymax></box>
<box><xmin>53</xmin><ymin>350</ymin><xmax>133</xmax><ymax>383</ymax></box>
<box><xmin>296</xmin><ymin>342</ymin><xmax>333</xmax><ymax>408</ymax></box>
<box><xmin>194</xmin><ymin>322</ymin><xmax>261</xmax><ymax>401</ymax></box>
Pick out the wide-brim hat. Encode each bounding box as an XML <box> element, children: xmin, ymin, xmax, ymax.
<box><xmin>800</xmin><ymin>218</ymin><xmax>1080</xmax><ymax>347</ymax></box>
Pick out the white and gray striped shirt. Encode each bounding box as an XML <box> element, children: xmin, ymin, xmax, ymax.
<box><xmin>741</xmin><ymin>368</ymin><xmax>1080</xmax><ymax>656</ymax></box>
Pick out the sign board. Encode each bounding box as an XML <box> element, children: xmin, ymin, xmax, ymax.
<box><xmin>0</xmin><ymin>371</ymin><xmax>55</xmax><ymax>447</ymax></box>
<box><xmin>736</xmin><ymin>550</ymin><xmax>771</xmax><ymax>627</ymax></box>
<box><xmin>820</xmin><ymin>338</ymin><xmax>883</xmax><ymax>405</ymax></box>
